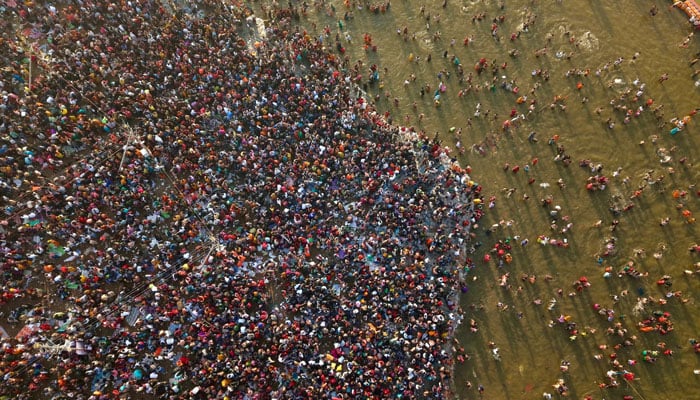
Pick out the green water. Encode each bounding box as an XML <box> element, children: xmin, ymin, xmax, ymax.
<box><xmin>268</xmin><ymin>0</ymin><xmax>700</xmax><ymax>398</ymax></box>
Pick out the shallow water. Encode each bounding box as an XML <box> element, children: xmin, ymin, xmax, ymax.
<box><xmin>270</xmin><ymin>0</ymin><xmax>700</xmax><ymax>398</ymax></box>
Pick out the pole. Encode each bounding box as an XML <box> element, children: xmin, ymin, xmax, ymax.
<box><xmin>625</xmin><ymin>380</ymin><xmax>647</xmax><ymax>400</ymax></box>
<box><xmin>27</xmin><ymin>52</ymin><xmax>32</xmax><ymax>93</ymax></box>
<box><xmin>118</xmin><ymin>127</ymin><xmax>133</xmax><ymax>172</ymax></box>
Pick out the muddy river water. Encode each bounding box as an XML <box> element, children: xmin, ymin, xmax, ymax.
<box><xmin>258</xmin><ymin>0</ymin><xmax>700</xmax><ymax>398</ymax></box>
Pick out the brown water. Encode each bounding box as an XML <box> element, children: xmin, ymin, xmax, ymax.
<box><xmin>254</xmin><ymin>0</ymin><xmax>700</xmax><ymax>398</ymax></box>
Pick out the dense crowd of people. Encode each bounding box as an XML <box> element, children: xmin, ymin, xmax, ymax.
<box><xmin>0</xmin><ymin>1</ymin><xmax>484</xmax><ymax>399</ymax></box>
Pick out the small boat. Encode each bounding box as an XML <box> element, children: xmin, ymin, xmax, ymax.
<box><xmin>673</xmin><ymin>1</ymin><xmax>700</xmax><ymax>30</ymax></box>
